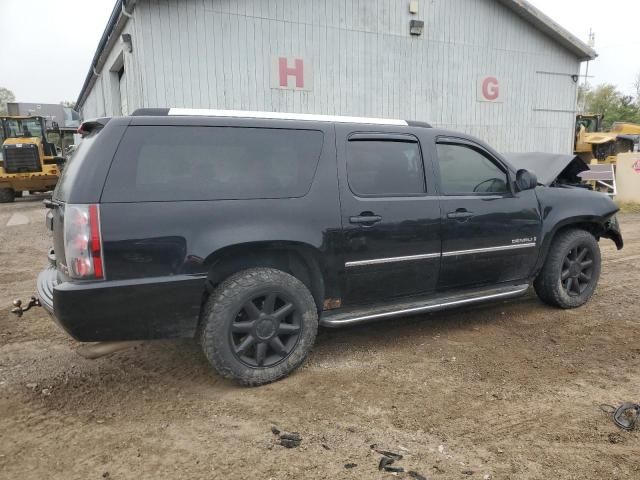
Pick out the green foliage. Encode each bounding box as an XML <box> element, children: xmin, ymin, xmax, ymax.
<box><xmin>0</xmin><ymin>87</ymin><xmax>16</xmax><ymax>115</ymax></box>
<box><xmin>581</xmin><ymin>83</ymin><xmax>640</xmax><ymax>129</ymax></box>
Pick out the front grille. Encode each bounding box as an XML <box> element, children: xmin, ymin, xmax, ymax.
<box><xmin>2</xmin><ymin>145</ymin><xmax>41</xmax><ymax>173</ymax></box>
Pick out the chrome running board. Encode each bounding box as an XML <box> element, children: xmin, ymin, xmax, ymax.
<box><xmin>319</xmin><ymin>283</ymin><xmax>530</xmax><ymax>327</ymax></box>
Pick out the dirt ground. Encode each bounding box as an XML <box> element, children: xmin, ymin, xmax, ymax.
<box><xmin>1</xmin><ymin>196</ymin><xmax>638</xmax><ymax>480</ymax></box>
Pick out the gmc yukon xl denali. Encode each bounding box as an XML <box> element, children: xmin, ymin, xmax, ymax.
<box><xmin>35</xmin><ymin>108</ymin><xmax>623</xmax><ymax>385</ymax></box>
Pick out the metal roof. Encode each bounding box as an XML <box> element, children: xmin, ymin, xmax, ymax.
<box><xmin>77</xmin><ymin>0</ymin><xmax>597</xmax><ymax>109</ymax></box>
<box><xmin>498</xmin><ymin>0</ymin><xmax>596</xmax><ymax>61</ymax></box>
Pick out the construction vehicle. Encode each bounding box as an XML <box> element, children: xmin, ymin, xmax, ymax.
<box><xmin>575</xmin><ymin>113</ymin><xmax>640</xmax><ymax>164</ymax></box>
<box><xmin>0</xmin><ymin>115</ymin><xmax>62</xmax><ymax>202</ymax></box>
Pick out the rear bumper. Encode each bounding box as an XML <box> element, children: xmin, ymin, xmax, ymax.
<box><xmin>36</xmin><ymin>267</ymin><xmax>56</xmax><ymax>314</ymax></box>
<box><xmin>37</xmin><ymin>263</ymin><xmax>207</xmax><ymax>342</ymax></box>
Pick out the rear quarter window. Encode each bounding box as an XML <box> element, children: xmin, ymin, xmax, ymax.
<box><xmin>53</xmin><ymin>134</ymin><xmax>98</xmax><ymax>201</ymax></box>
<box><xmin>102</xmin><ymin>126</ymin><xmax>324</xmax><ymax>202</ymax></box>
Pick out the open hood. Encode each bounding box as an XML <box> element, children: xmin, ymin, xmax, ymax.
<box><xmin>504</xmin><ymin>152</ymin><xmax>590</xmax><ymax>187</ymax></box>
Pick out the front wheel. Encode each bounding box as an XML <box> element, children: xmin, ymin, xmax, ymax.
<box><xmin>200</xmin><ymin>268</ymin><xmax>318</xmax><ymax>386</ymax></box>
<box><xmin>0</xmin><ymin>188</ymin><xmax>15</xmax><ymax>203</ymax></box>
<box><xmin>534</xmin><ymin>229</ymin><xmax>601</xmax><ymax>309</ymax></box>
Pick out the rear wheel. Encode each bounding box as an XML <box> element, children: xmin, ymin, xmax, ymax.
<box><xmin>200</xmin><ymin>268</ymin><xmax>318</xmax><ymax>386</ymax></box>
<box><xmin>14</xmin><ymin>190</ymin><xmax>23</xmax><ymax>198</ymax></box>
<box><xmin>534</xmin><ymin>229</ymin><xmax>601</xmax><ymax>309</ymax></box>
<box><xmin>0</xmin><ymin>188</ymin><xmax>15</xmax><ymax>203</ymax></box>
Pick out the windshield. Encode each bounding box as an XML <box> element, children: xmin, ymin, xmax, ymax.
<box><xmin>2</xmin><ymin>118</ymin><xmax>44</xmax><ymax>139</ymax></box>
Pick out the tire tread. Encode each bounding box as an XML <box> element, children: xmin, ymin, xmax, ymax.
<box><xmin>534</xmin><ymin>228</ymin><xmax>601</xmax><ymax>309</ymax></box>
<box><xmin>200</xmin><ymin>267</ymin><xmax>317</xmax><ymax>386</ymax></box>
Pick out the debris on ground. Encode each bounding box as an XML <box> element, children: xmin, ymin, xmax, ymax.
<box><xmin>378</xmin><ymin>456</ymin><xmax>395</xmax><ymax>471</ymax></box>
<box><xmin>344</xmin><ymin>463</ymin><xmax>357</xmax><ymax>469</ymax></box>
<box><xmin>408</xmin><ymin>471</ymin><xmax>427</xmax><ymax>480</ymax></box>
<box><xmin>608</xmin><ymin>432</ymin><xmax>624</xmax><ymax>444</ymax></box>
<box><xmin>383</xmin><ymin>465</ymin><xmax>404</xmax><ymax>473</ymax></box>
<box><xmin>321</xmin><ymin>444</ymin><xmax>331</xmax><ymax>450</ymax></box>
<box><xmin>432</xmin><ymin>464</ymin><xmax>446</xmax><ymax>474</ymax></box>
<box><xmin>600</xmin><ymin>402</ymin><xmax>640</xmax><ymax>431</ymax></box>
<box><xmin>462</xmin><ymin>469</ymin><xmax>474</xmax><ymax>475</ymax></box>
<box><xmin>371</xmin><ymin>444</ymin><xmax>403</xmax><ymax>460</ymax></box>
<box><xmin>271</xmin><ymin>428</ymin><xmax>302</xmax><ymax>448</ymax></box>
<box><xmin>372</xmin><ymin>444</ymin><xmax>424</xmax><ymax>476</ymax></box>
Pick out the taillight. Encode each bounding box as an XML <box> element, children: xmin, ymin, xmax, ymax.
<box><xmin>64</xmin><ymin>204</ymin><xmax>105</xmax><ymax>280</ymax></box>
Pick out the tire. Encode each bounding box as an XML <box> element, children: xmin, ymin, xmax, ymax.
<box><xmin>534</xmin><ymin>229</ymin><xmax>601</xmax><ymax>309</ymax></box>
<box><xmin>14</xmin><ymin>190</ymin><xmax>23</xmax><ymax>198</ymax></box>
<box><xmin>200</xmin><ymin>267</ymin><xmax>318</xmax><ymax>386</ymax></box>
<box><xmin>0</xmin><ymin>188</ymin><xmax>15</xmax><ymax>203</ymax></box>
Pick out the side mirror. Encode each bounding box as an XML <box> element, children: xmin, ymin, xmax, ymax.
<box><xmin>515</xmin><ymin>169</ymin><xmax>537</xmax><ymax>191</ymax></box>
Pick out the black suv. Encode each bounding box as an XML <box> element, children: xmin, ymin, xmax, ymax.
<box><xmin>36</xmin><ymin>109</ymin><xmax>623</xmax><ymax>385</ymax></box>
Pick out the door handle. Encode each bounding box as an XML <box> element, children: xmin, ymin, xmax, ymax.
<box><xmin>447</xmin><ymin>209</ymin><xmax>474</xmax><ymax>219</ymax></box>
<box><xmin>350</xmin><ymin>214</ymin><xmax>382</xmax><ymax>225</ymax></box>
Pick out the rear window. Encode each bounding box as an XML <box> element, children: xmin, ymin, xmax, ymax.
<box><xmin>102</xmin><ymin>126</ymin><xmax>324</xmax><ymax>202</ymax></box>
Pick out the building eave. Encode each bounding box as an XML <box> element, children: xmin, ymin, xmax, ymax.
<box><xmin>498</xmin><ymin>0</ymin><xmax>597</xmax><ymax>61</ymax></box>
<box><xmin>76</xmin><ymin>0</ymin><xmax>136</xmax><ymax>110</ymax></box>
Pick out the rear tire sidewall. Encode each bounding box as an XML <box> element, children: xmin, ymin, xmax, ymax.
<box><xmin>201</xmin><ymin>268</ymin><xmax>318</xmax><ymax>386</ymax></box>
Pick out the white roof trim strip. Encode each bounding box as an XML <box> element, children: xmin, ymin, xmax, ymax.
<box><xmin>168</xmin><ymin>108</ymin><xmax>408</xmax><ymax>126</ymax></box>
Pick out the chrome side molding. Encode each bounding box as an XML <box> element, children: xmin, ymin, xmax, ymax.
<box><xmin>345</xmin><ymin>252</ymin><xmax>440</xmax><ymax>268</ymax></box>
<box><xmin>442</xmin><ymin>243</ymin><xmax>536</xmax><ymax>257</ymax></box>
<box><xmin>345</xmin><ymin>242</ymin><xmax>536</xmax><ymax>268</ymax></box>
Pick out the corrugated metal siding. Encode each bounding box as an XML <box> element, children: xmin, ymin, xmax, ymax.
<box><xmin>82</xmin><ymin>0</ymin><xmax>582</xmax><ymax>153</ymax></box>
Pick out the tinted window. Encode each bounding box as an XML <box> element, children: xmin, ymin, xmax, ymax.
<box><xmin>53</xmin><ymin>134</ymin><xmax>98</xmax><ymax>201</ymax></box>
<box><xmin>346</xmin><ymin>139</ymin><xmax>425</xmax><ymax>196</ymax></box>
<box><xmin>102</xmin><ymin>126</ymin><xmax>324</xmax><ymax>202</ymax></box>
<box><xmin>436</xmin><ymin>143</ymin><xmax>508</xmax><ymax>194</ymax></box>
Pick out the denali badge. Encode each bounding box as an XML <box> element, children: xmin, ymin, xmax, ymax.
<box><xmin>512</xmin><ymin>237</ymin><xmax>536</xmax><ymax>244</ymax></box>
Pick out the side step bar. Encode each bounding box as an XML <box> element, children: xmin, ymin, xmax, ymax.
<box><xmin>319</xmin><ymin>283</ymin><xmax>530</xmax><ymax>328</ymax></box>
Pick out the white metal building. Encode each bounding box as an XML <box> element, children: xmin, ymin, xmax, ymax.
<box><xmin>77</xmin><ymin>0</ymin><xmax>596</xmax><ymax>153</ymax></box>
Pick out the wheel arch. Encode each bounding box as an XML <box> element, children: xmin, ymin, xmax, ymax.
<box><xmin>202</xmin><ymin>241</ymin><xmax>326</xmax><ymax>312</ymax></box>
<box><xmin>534</xmin><ymin>216</ymin><xmax>611</xmax><ymax>275</ymax></box>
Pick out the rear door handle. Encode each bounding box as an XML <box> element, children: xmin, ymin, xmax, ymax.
<box><xmin>447</xmin><ymin>210</ymin><xmax>474</xmax><ymax>219</ymax></box>
<box><xmin>350</xmin><ymin>214</ymin><xmax>382</xmax><ymax>225</ymax></box>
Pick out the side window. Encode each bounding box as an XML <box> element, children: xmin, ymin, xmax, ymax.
<box><xmin>436</xmin><ymin>143</ymin><xmax>509</xmax><ymax>195</ymax></box>
<box><xmin>102</xmin><ymin>126</ymin><xmax>324</xmax><ymax>202</ymax></box>
<box><xmin>346</xmin><ymin>139</ymin><xmax>425</xmax><ymax>196</ymax></box>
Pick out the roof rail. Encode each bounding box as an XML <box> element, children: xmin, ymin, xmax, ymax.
<box><xmin>131</xmin><ymin>108</ymin><xmax>433</xmax><ymax>127</ymax></box>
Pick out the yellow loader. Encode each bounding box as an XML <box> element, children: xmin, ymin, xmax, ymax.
<box><xmin>575</xmin><ymin>113</ymin><xmax>640</xmax><ymax>164</ymax></box>
<box><xmin>0</xmin><ymin>116</ymin><xmax>62</xmax><ymax>202</ymax></box>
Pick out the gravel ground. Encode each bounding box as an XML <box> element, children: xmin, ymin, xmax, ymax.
<box><xmin>0</xmin><ymin>196</ymin><xmax>639</xmax><ymax>480</ymax></box>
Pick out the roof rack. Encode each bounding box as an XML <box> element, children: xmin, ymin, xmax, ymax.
<box><xmin>131</xmin><ymin>108</ymin><xmax>431</xmax><ymax>127</ymax></box>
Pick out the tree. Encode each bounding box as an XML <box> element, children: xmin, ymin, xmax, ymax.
<box><xmin>60</xmin><ymin>100</ymin><xmax>76</xmax><ymax>109</ymax></box>
<box><xmin>582</xmin><ymin>83</ymin><xmax>640</xmax><ymax>129</ymax></box>
<box><xmin>634</xmin><ymin>71</ymin><xmax>640</xmax><ymax>107</ymax></box>
<box><xmin>0</xmin><ymin>87</ymin><xmax>16</xmax><ymax>115</ymax></box>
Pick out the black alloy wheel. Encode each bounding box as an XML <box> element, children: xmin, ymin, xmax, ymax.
<box><xmin>560</xmin><ymin>245</ymin><xmax>595</xmax><ymax>297</ymax></box>
<box><xmin>230</xmin><ymin>291</ymin><xmax>302</xmax><ymax>368</ymax></box>
<box><xmin>200</xmin><ymin>267</ymin><xmax>318</xmax><ymax>386</ymax></box>
<box><xmin>534</xmin><ymin>228</ymin><xmax>601</xmax><ymax>309</ymax></box>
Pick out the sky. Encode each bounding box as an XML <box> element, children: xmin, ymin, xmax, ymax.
<box><xmin>0</xmin><ymin>0</ymin><xmax>639</xmax><ymax>104</ymax></box>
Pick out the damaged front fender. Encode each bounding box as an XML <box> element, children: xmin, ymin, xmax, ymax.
<box><xmin>602</xmin><ymin>216</ymin><xmax>624</xmax><ymax>250</ymax></box>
